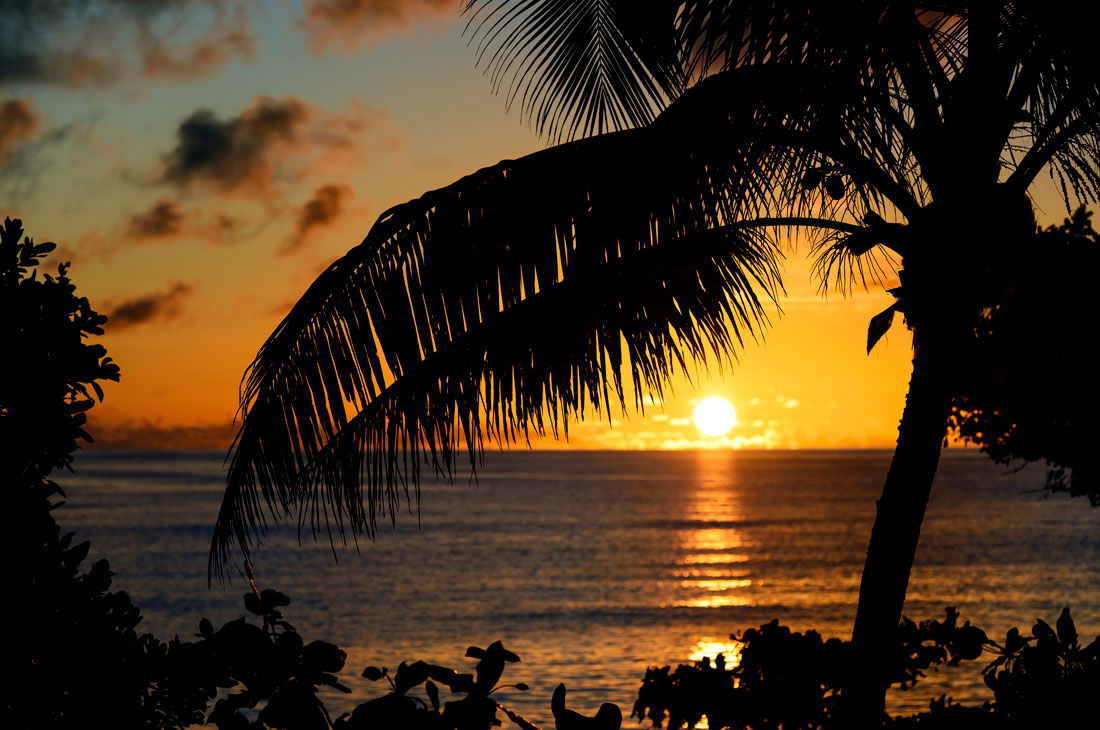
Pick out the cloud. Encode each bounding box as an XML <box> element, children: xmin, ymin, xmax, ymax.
<box><xmin>139</xmin><ymin>8</ymin><xmax>256</xmax><ymax>81</ymax></box>
<box><xmin>283</xmin><ymin>184</ymin><xmax>351</xmax><ymax>254</ymax></box>
<box><xmin>303</xmin><ymin>0</ymin><xmax>455</xmax><ymax>51</ymax></box>
<box><xmin>106</xmin><ymin>282</ymin><xmax>193</xmax><ymax>331</ymax></box>
<box><xmin>0</xmin><ymin>98</ymin><xmax>38</xmax><ymax>162</ymax></box>
<box><xmin>125</xmin><ymin>199</ymin><xmax>186</xmax><ymax>240</ymax></box>
<box><xmin>45</xmin><ymin>204</ymin><xmax>252</xmax><ymax>270</ymax></box>
<box><xmin>161</xmin><ymin>96</ymin><xmax>310</xmax><ymax>194</ymax></box>
<box><xmin>0</xmin><ymin>1</ymin><xmax>253</xmax><ymax>89</ymax></box>
<box><xmin>0</xmin><ymin>101</ymin><xmax>94</xmax><ymax>201</ymax></box>
<box><xmin>199</xmin><ymin>211</ymin><xmax>245</xmax><ymax>244</ymax></box>
<box><xmin>159</xmin><ymin>96</ymin><xmax>397</xmax><ymax>200</ymax></box>
<box><xmin>116</xmin><ymin>202</ymin><xmax>251</xmax><ymax>250</ymax></box>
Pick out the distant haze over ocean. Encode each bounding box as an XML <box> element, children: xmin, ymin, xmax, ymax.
<box><xmin>57</xmin><ymin>450</ymin><xmax>1100</xmax><ymax>727</ymax></box>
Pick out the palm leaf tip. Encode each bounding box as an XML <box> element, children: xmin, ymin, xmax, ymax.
<box><xmin>461</xmin><ymin>0</ymin><xmax>683</xmax><ymax>141</ymax></box>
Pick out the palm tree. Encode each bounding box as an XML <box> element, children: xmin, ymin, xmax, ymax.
<box><xmin>209</xmin><ymin>2</ymin><xmax>1100</xmax><ymax>724</ymax></box>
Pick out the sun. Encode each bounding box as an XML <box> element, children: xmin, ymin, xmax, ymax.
<box><xmin>693</xmin><ymin>397</ymin><xmax>737</xmax><ymax>437</ymax></box>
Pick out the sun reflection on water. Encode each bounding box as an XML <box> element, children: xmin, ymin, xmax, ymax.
<box><xmin>674</xmin><ymin>567</ymin><xmax>749</xmax><ymax>579</ymax></box>
<box><xmin>682</xmin><ymin>578</ymin><xmax>753</xmax><ymax>592</ymax></box>
<box><xmin>674</xmin><ymin>451</ymin><xmax>755</xmax><ymax>610</ymax></box>
<box><xmin>674</xmin><ymin>595</ymin><xmax>755</xmax><ymax>608</ymax></box>
<box><xmin>682</xmin><ymin>527</ymin><xmax>747</xmax><ymax>551</ymax></box>
<box><xmin>680</xmin><ymin>553</ymin><xmax>749</xmax><ymax>564</ymax></box>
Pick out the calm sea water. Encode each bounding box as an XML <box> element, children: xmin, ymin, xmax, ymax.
<box><xmin>56</xmin><ymin>449</ymin><xmax>1100</xmax><ymax>727</ymax></box>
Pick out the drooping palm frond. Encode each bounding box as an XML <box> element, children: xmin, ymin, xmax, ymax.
<box><xmin>211</xmin><ymin>116</ymin><xmax>766</xmax><ymax>577</ymax></box>
<box><xmin>210</xmin><ymin>58</ymin><xmax>937</xmax><ymax>578</ymax></box>
<box><xmin>462</xmin><ymin>0</ymin><xmax>684</xmax><ymax>141</ymax></box>
<box><xmin>286</xmin><ymin>222</ymin><xmax>783</xmax><ymax>545</ymax></box>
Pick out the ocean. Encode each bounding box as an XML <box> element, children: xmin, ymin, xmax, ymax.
<box><xmin>55</xmin><ymin>449</ymin><xmax>1100</xmax><ymax>727</ymax></box>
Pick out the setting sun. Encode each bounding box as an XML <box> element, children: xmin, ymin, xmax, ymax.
<box><xmin>692</xmin><ymin>397</ymin><xmax>738</xmax><ymax>436</ymax></box>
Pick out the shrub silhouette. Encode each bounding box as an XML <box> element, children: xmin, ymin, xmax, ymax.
<box><xmin>0</xmin><ymin>217</ymin><xmax>203</xmax><ymax>728</ymax></box>
<box><xmin>950</xmin><ymin>207</ymin><xmax>1100</xmax><ymax>503</ymax></box>
<box><xmin>0</xmin><ymin>217</ymin><xmax>118</xmax><ymax>483</ymax></box>
<box><xmin>633</xmin><ymin>608</ymin><xmax>1099</xmax><ymax>729</ymax></box>
<box><xmin>192</xmin><ymin>584</ymin><xmax>558</xmax><ymax>730</ymax></box>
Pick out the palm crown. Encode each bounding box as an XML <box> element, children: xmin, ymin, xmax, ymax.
<box><xmin>210</xmin><ymin>4</ymin><xmax>1099</xmax><ymax>720</ymax></box>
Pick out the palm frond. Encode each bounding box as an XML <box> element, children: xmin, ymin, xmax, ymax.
<box><xmin>210</xmin><ymin>60</ymin><xmax>935</xmax><ymax>578</ymax></box>
<box><xmin>813</xmin><ymin>238</ymin><xmax>901</xmax><ymax>297</ymax></box>
<box><xmin>462</xmin><ymin>0</ymin><xmax>684</xmax><ymax>141</ymax></box>
<box><xmin>289</xmin><ymin>224</ymin><xmax>782</xmax><ymax>548</ymax></box>
<box><xmin>211</xmin><ymin>122</ymin><xmax>769</xmax><ymax>577</ymax></box>
<box><xmin>998</xmin><ymin>3</ymin><xmax>1100</xmax><ymax>206</ymax></box>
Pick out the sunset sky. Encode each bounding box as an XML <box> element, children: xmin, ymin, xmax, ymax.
<box><xmin>1</xmin><ymin>1</ymin><xmax>1070</xmax><ymax>451</ymax></box>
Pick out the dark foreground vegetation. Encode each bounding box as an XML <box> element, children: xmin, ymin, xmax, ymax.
<box><xmin>2</xmin><ymin>209</ymin><xmax>1098</xmax><ymax>727</ymax></box>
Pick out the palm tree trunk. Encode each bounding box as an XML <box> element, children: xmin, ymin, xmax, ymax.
<box><xmin>845</xmin><ymin>329</ymin><xmax>957</xmax><ymax>727</ymax></box>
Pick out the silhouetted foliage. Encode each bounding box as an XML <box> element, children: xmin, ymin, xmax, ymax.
<box><xmin>0</xmin><ymin>217</ymin><xmax>204</xmax><ymax>729</ymax></box>
<box><xmin>189</xmin><ymin>587</ymin><xmax>603</xmax><ymax>730</ymax></box>
<box><xmin>346</xmin><ymin>639</ymin><xmax>538</xmax><ymax>729</ymax></box>
<box><xmin>979</xmin><ymin>607</ymin><xmax>1100</xmax><ymax>728</ymax></box>
<box><xmin>633</xmin><ymin>608</ymin><xmax>1099</xmax><ymax>729</ymax></box>
<box><xmin>197</xmin><ymin>586</ymin><xmax>348</xmax><ymax>730</ymax></box>
<box><xmin>950</xmin><ymin>208</ymin><xmax>1099</xmax><ymax>503</ymax></box>
<box><xmin>0</xmin><ymin>217</ymin><xmax>118</xmax><ymax>484</ymax></box>
<box><xmin>0</xmin><ymin>510</ymin><xmax>212</xmax><ymax>729</ymax></box>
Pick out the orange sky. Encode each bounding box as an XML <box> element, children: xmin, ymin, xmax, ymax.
<box><xmin>0</xmin><ymin>2</ymin><xmax>1070</xmax><ymax>451</ymax></box>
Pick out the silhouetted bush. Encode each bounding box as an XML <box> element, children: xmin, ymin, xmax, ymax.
<box><xmin>0</xmin><ymin>509</ymin><xmax>212</xmax><ymax>729</ymax></box>
<box><xmin>0</xmin><ymin>217</ymin><xmax>204</xmax><ymax>729</ymax></box>
<box><xmin>0</xmin><ymin>217</ymin><xmax>118</xmax><ymax>484</ymax></box>
<box><xmin>950</xmin><ymin>207</ymin><xmax>1099</xmax><ymax>502</ymax></box>
<box><xmin>158</xmin><ymin>582</ymin><xmax>602</xmax><ymax>730</ymax></box>
<box><xmin>633</xmin><ymin>608</ymin><xmax>1099</xmax><ymax>729</ymax></box>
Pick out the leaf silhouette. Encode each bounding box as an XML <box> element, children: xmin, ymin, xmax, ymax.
<box><xmin>866</xmin><ymin>304</ymin><xmax>897</xmax><ymax>354</ymax></box>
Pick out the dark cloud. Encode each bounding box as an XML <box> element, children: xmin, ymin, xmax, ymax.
<box><xmin>0</xmin><ymin>98</ymin><xmax>38</xmax><ymax>161</ymax></box>
<box><xmin>283</xmin><ymin>184</ymin><xmax>351</xmax><ymax>254</ymax></box>
<box><xmin>106</xmin><ymin>282</ymin><xmax>193</xmax><ymax>331</ymax></box>
<box><xmin>125</xmin><ymin>198</ymin><xmax>186</xmax><ymax>240</ymax></box>
<box><xmin>158</xmin><ymin>97</ymin><xmax>394</xmax><ymax>201</ymax></box>
<box><xmin>0</xmin><ymin>0</ymin><xmax>253</xmax><ymax>89</ymax></box>
<box><xmin>161</xmin><ymin>97</ymin><xmax>309</xmax><ymax>194</ymax></box>
<box><xmin>303</xmin><ymin>0</ymin><xmax>454</xmax><ymax>51</ymax></box>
